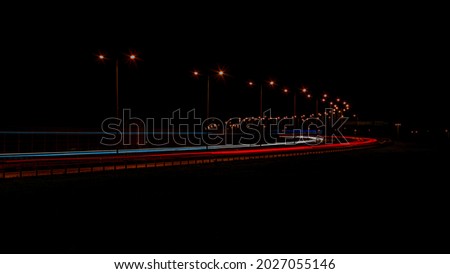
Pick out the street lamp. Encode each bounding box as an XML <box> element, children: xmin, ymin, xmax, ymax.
<box><xmin>316</xmin><ymin>93</ymin><xmax>329</xmax><ymax>118</ymax></box>
<box><xmin>248</xmin><ymin>80</ymin><xmax>275</xmax><ymax>118</ymax></box>
<box><xmin>280</xmin><ymin>87</ymin><xmax>309</xmax><ymax>127</ymax></box>
<box><xmin>97</xmin><ymin>52</ymin><xmax>138</xmax><ymax>119</ymax></box>
<box><xmin>294</xmin><ymin>88</ymin><xmax>308</xmax><ymax>119</ymax></box>
<box><xmin>193</xmin><ymin>69</ymin><xmax>225</xmax><ymax>118</ymax></box>
<box><xmin>282</xmin><ymin>88</ymin><xmax>290</xmax><ymax>117</ymax></box>
<box><xmin>304</xmin><ymin>90</ymin><xmax>328</xmax><ymax>117</ymax></box>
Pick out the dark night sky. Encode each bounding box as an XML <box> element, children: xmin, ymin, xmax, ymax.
<box><xmin>1</xmin><ymin>4</ymin><xmax>447</xmax><ymax>130</ymax></box>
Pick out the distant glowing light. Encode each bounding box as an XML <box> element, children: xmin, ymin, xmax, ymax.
<box><xmin>302</xmin><ymin>88</ymin><xmax>307</xmax><ymax>93</ymax></box>
<box><xmin>193</xmin><ymin>71</ymin><xmax>199</xmax><ymax>76</ymax></box>
<box><xmin>248</xmin><ymin>81</ymin><xmax>253</xmax><ymax>86</ymax></box>
<box><xmin>307</xmin><ymin>94</ymin><xmax>311</xmax><ymax>98</ymax></box>
<box><xmin>269</xmin><ymin>81</ymin><xmax>275</xmax><ymax>86</ymax></box>
<box><xmin>336</xmin><ymin>98</ymin><xmax>341</xmax><ymax>102</ymax></box>
<box><xmin>283</xmin><ymin>88</ymin><xmax>288</xmax><ymax>93</ymax></box>
<box><xmin>322</xmin><ymin>98</ymin><xmax>326</xmax><ymax>102</ymax></box>
<box><xmin>323</xmin><ymin>94</ymin><xmax>328</xmax><ymax>98</ymax></box>
<box><xmin>99</xmin><ymin>55</ymin><xmax>105</xmax><ymax>59</ymax></box>
<box><xmin>130</xmin><ymin>55</ymin><xmax>136</xmax><ymax>60</ymax></box>
<box><xmin>218</xmin><ymin>70</ymin><xmax>224</xmax><ymax>76</ymax></box>
<box><xmin>343</xmin><ymin>101</ymin><xmax>347</xmax><ymax>105</ymax></box>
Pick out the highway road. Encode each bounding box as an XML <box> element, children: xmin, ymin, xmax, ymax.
<box><xmin>0</xmin><ymin>136</ymin><xmax>378</xmax><ymax>179</ymax></box>
<box><xmin>0</xmin><ymin>136</ymin><xmax>321</xmax><ymax>159</ymax></box>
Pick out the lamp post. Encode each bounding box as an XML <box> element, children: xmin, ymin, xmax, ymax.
<box><xmin>319</xmin><ymin>93</ymin><xmax>328</xmax><ymax>117</ymax></box>
<box><xmin>98</xmin><ymin>53</ymin><xmax>138</xmax><ymax>154</ymax></box>
<box><xmin>248</xmin><ymin>80</ymin><xmax>275</xmax><ymax>118</ymax></box>
<box><xmin>294</xmin><ymin>87</ymin><xmax>308</xmax><ymax>119</ymax></box>
<box><xmin>194</xmin><ymin>69</ymin><xmax>225</xmax><ymax>118</ymax></box>
<box><xmin>279</xmin><ymin>87</ymin><xmax>308</xmax><ymax>128</ymax></box>
<box><xmin>98</xmin><ymin>53</ymin><xmax>137</xmax><ymax>119</ymax></box>
<box><xmin>306</xmin><ymin>90</ymin><xmax>327</xmax><ymax>117</ymax></box>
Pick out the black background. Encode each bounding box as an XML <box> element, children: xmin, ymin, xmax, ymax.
<box><xmin>1</xmin><ymin>4</ymin><xmax>447</xmax><ymax>130</ymax></box>
<box><xmin>1</xmin><ymin>3</ymin><xmax>449</xmax><ymax>255</ymax></box>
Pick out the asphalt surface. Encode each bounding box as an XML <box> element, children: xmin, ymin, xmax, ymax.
<box><xmin>0</xmin><ymin>137</ymin><xmax>375</xmax><ymax>178</ymax></box>
<box><xmin>0</xmin><ymin>136</ymin><xmax>321</xmax><ymax>159</ymax></box>
<box><xmin>0</xmin><ymin>141</ymin><xmax>448</xmax><ymax>254</ymax></box>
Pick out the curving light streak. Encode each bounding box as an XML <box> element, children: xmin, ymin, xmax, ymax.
<box><xmin>0</xmin><ymin>137</ymin><xmax>322</xmax><ymax>159</ymax></box>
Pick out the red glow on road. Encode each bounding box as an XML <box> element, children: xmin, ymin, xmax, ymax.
<box><xmin>0</xmin><ymin>137</ymin><xmax>379</xmax><ymax>178</ymax></box>
<box><xmin>211</xmin><ymin>137</ymin><xmax>377</xmax><ymax>156</ymax></box>
<box><xmin>1</xmin><ymin>137</ymin><xmax>377</xmax><ymax>166</ymax></box>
